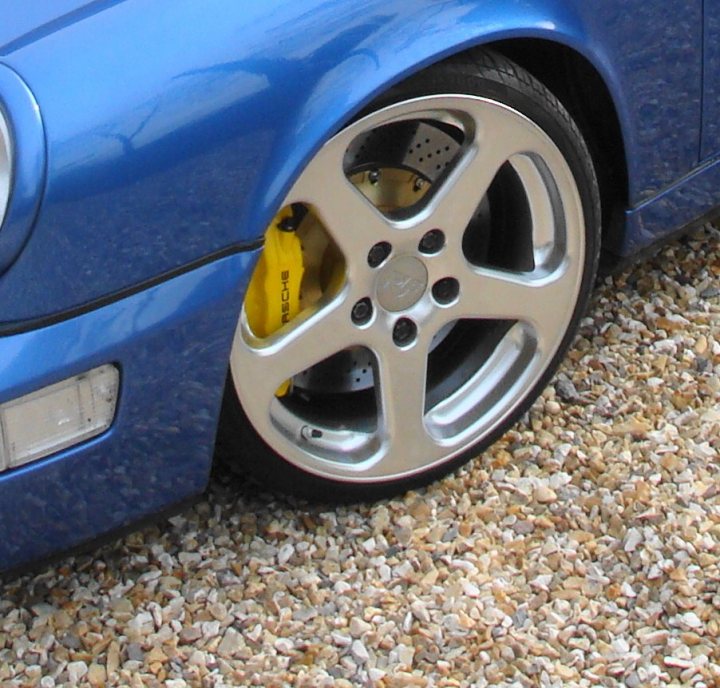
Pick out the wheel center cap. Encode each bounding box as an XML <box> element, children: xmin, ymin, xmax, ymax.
<box><xmin>376</xmin><ymin>256</ymin><xmax>428</xmax><ymax>312</ymax></box>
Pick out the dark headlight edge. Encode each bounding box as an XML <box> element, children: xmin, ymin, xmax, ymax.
<box><xmin>0</xmin><ymin>108</ymin><xmax>11</xmax><ymax>230</ymax></box>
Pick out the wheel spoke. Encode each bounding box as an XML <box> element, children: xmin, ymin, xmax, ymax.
<box><xmin>370</xmin><ymin>331</ymin><xmax>438</xmax><ymax>471</ymax></box>
<box><xmin>286</xmin><ymin>143</ymin><xmax>393</xmax><ymax>262</ymax></box>
<box><xmin>235</xmin><ymin>297</ymin><xmax>360</xmax><ymax>404</ymax></box>
<box><xmin>424</xmin><ymin>319</ymin><xmax>543</xmax><ymax>448</ymax></box>
<box><xmin>423</xmin><ymin>101</ymin><xmax>550</xmax><ymax>233</ymax></box>
<box><xmin>510</xmin><ymin>153</ymin><xmax>563</xmax><ymax>265</ymax></box>
<box><xmin>453</xmin><ymin>263</ymin><xmax>576</xmax><ymax>348</ymax></box>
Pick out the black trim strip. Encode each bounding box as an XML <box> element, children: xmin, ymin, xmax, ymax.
<box><xmin>0</xmin><ymin>239</ymin><xmax>264</xmax><ymax>337</ymax></box>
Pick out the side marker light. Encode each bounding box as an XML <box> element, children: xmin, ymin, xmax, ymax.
<box><xmin>0</xmin><ymin>365</ymin><xmax>119</xmax><ymax>471</ymax></box>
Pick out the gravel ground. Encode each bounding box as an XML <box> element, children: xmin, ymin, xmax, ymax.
<box><xmin>2</xmin><ymin>225</ymin><xmax>720</xmax><ymax>687</ymax></box>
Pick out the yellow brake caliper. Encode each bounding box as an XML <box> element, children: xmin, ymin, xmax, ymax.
<box><xmin>245</xmin><ymin>207</ymin><xmax>305</xmax><ymax>397</ymax></box>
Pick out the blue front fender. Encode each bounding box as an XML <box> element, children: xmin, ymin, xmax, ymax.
<box><xmin>0</xmin><ymin>0</ymin><xmax>702</xmax><ymax>322</ymax></box>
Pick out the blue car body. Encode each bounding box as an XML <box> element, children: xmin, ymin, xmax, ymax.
<box><xmin>0</xmin><ymin>0</ymin><xmax>715</xmax><ymax>572</ymax></box>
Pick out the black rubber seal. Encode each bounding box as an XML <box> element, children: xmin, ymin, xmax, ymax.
<box><xmin>0</xmin><ymin>239</ymin><xmax>263</xmax><ymax>337</ymax></box>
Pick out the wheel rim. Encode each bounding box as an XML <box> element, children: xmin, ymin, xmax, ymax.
<box><xmin>230</xmin><ymin>95</ymin><xmax>586</xmax><ymax>482</ymax></box>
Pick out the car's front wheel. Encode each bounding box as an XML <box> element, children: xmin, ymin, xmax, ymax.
<box><xmin>221</xmin><ymin>50</ymin><xmax>600</xmax><ymax>501</ymax></box>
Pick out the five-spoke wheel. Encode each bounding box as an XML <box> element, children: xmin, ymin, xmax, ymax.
<box><xmin>222</xmin><ymin>50</ymin><xmax>600</xmax><ymax>500</ymax></box>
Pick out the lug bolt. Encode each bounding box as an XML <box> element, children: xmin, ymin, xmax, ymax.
<box><xmin>432</xmin><ymin>277</ymin><xmax>460</xmax><ymax>305</ymax></box>
<box><xmin>351</xmin><ymin>298</ymin><xmax>373</xmax><ymax>325</ymax></box>
<box><xmin>368</xmin><ymin>169</ymin><xmax>381</xmax><ymax>185</ymax></box>
<box><xmin>419</xmin><ymin>229</ymin><xmax>446</xmax><ymax>255</ymax></box>
<box><xmin>393</xmin><ymin>318</ymin><xmax>417</xmax><ymax>347</ymax></box>
<box><xmin>367</xmin><ymin>241</ymin><xmax>392</xmax><ymax>268</ymax></box>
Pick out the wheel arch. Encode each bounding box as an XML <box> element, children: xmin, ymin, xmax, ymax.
<box><xmin>262</xmin><ymin>29</ymin><xmax>633</xmax><ymax>269</ymax></box>
<box><xmin>489</xmin><ymin>39</ymin><xmax>630</xmax><ymax>267</ymax></box>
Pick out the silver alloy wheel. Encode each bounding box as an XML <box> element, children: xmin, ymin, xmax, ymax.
<box><xmin>230</xmin><ymin>94</ymin><xmax>585</xmax><ymax>483</ymax></box>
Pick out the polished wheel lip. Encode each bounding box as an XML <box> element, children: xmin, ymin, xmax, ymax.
<box><xmin>231</xmin><ymin>94</ymin><xmax>586</xmax><ymax>483</ymax></box>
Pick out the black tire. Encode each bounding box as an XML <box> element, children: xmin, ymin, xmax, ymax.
<box><xmin>219</xmin><ymin>48</ymin><xmax>601</xmax><ymax>503</ymax></box>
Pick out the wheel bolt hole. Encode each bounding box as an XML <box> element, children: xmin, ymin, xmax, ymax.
<box><xmin>393</xmin><ymin>318</ymin><xmax>417</xmax><ymax>347</ymax></box>
<box><xmin>367</xmin><ymin>241</ymin><xmax>392</xmax><ymax>268</ymax></box>
<box><xmin>419</xmin><ymin>229</ymin><xmax>446</xmax><ymax>255</ymax></box>
<box><xmin>432</xmin><ymin>277</ymin><xmax>460</xmax><ymax>305</ymax></box>
<box><xmin>351</xmin><ymin>298</ymin><xmax>373</xmax><ymax>325</ymax></box>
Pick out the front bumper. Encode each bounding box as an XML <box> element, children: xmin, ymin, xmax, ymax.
<box><xmin>0</xmin><ymin>251</ymin><xmax>257</xmax><ymax>573</ymax></box>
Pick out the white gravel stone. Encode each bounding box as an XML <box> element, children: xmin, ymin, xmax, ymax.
<box><xmin>638</xmin><ymin>629</ymin><xmax>669</xmax><ymax>646</ymax></box>
<box><xmin>66</xmin><ymin>661</ymin><xmax>88</xmax><ymax>683</ymax></box>
<box><xmin>332</xmin><ymin>631</ymin><xmax>352</xmax><ymax>647</ymax></box>
<box><xmin>681</xmin><ymin>612</ymin><xmax>704</xmax><ymax>629</ymax></box>
<box><xmin>351</xmin><ymin>640</ymin><xmax>370</xmax><ymax>663</ymax></box>
<box><xmin>274</xmin><ymin>638</ymin><xmax>294</xmax><ymax>654</ymax></box>
<box><xmin>218</xmin><ymin>627</ymin><xmax>243</xmax><ymax>656</ymax></box>
<box><xmin>350</xmin><ymin>617</ymin><xmax>372</xmax><ymax>637</ymax></box>
<box><xmin>624</xmin><ymin>527</ymin><xmax>644</xmax><ymax>552</ymax></box>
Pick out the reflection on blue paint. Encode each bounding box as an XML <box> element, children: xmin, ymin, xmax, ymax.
<box><xmin>0</xmin><ymin>0</ymin><xmax>706</xmax><ymax>322</ymax></box>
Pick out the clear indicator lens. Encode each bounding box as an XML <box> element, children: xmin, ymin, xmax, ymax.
<box><xmin>0</xmin><ymin>365</ymin><xmax>119</xmax><ymax>471</ymax></box>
